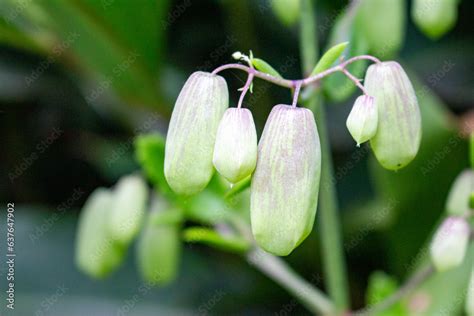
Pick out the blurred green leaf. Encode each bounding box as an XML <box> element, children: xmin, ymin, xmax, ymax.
<box><xmin>323</xmin><ymin>7</ymin><xmax>369</xmax><ymax>102</ymax></box>
<box><xmin>251</xmin><ymin>57</ymin><xmax>283</xmax><ymax>79</ymax></box>
<box><xmin>135</xmin><ymin>133</ymin><xmax>173</xmax><ymax>196</ymax></box>
<box><xmin>183</xmin><ymin>227</ymin><xmax>250</xmax><ymax>253</ymax></box>
<box><xmin>366</xmin><ymin>271</ymin><xmax>406</xmax><ymax>315</ymax></box>
<box><xmin>310</xmin><ymin>41</ymin><xmax>348</xmax><ymax>76</ymax></box>
<box><xmin>185</xmin><ymin>191</ymin><xmax>233</xmax><ymax>224</ymax></box>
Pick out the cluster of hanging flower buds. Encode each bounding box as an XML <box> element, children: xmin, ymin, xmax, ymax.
<box><xmin>164</xmin><ymin>48</ymin><xmax>422</xmax><ymax>256</ymax></box>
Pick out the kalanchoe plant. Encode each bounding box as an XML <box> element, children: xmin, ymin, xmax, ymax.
<box><xmin>346</xmin><ymin>95</ymin><xmax>378</xmax><ymax>146</ymax></box>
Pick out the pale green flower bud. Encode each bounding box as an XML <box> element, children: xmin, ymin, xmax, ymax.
<box><xmin>165</xmin><ymin>71</ymin><xmax>229</xmax><ymax>195</ymax></box>
<box><xmin>467</xmin><ymin>265</ymin><xmax>474</xmax><ymax>316</ymax></box>
<box><xmin>430</xmin><ymin>216</ymin><xmax>469</xmax><ymax>272</ymax></box>
<box><xmin>213</xmin><ymin>108</ymin><xmax>257</xmax><ymax>183</ymax></box>
<box><xmin>365</xmin><ymin>62</ymin><xmax>421</xmax><ymax>170</ymax></box>
<box><xmin>346</xmin><ymin>95</ymin><xmax>378</xmax><ymax>146</ymax></box>
<box><xmin>412</xmin><ymin>0</ymin><xmax>458</xmax><ymax>39</ymax></box>
<box><xmin>356</xmin><ymin>0</ymin><xmax>405</xmax><ymax>57</ymax></box>
<box><xmin>446</xmin><ymin>169</ymin><xmax>473</xmax><ymax>216</ymax></box>
<box><xmin>251</xmin><ymin>105</ymin><xmax>321</xmax><ymax>256</ymax></box>
<box><xmin>136</xmin><ymin>209</ymin><xmax>182</xmax><ymax>286</ymax></box>
<box><xmin>75</xmin><ymin>188</ymin><xmax>125</xmax><ymax>278</ymax></box>
<box><xmin>109</xmin><ymin>175</ymin><xmax>148</xmax><ymax>245</ymax></box>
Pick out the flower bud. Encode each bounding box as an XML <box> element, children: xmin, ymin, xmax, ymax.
<box><xmin>356</xmin><ymin>0</ymin><xmax>405</xmax><ymax>57</ymax></box>
<box><xmin>136</xmin><ymin>209</ymin><xmax>181</xmax><ymax>286</ymax></box>
<box><xmin>412</xmin><ymin>0</ymin><xmax>458</xmax><ymax>39</ymax></box>
<box><xmin>165</xmin><ymin>71</ymin><xmax>229</xmax><ymax>195</ymax></box>
<box><xmin>75</xmin><ymin>188</ymin><xmax>125</xmax><ymax>278</ymax></box>
<box><xmin>109</xmin><ymin>175</ymin><xmax>148</xmax><ymax>245</ymax></box>
<box><xmin>430</xmin><ymin>216</ymin><xmax>470</xmax><ymax>272</ymax></box>
<box><xmin>251</xmin><ymin>105</ymin><xmax>321</xmax><ymax>256</ymax></box>
<box><xmin>213</xmin><ymin>108</ymin><xmax>257</xmax><ymax>183</ymax></box>
<box><xmin>365</xmin><ymin>62</ymin><xmax>421</xmax><ymax>170</ymax></box>
<box><xmin>346</xmin><ymin>95</ymin><xmax>378</xmax><ymax>146</ymax></box>
<box><xmin>446</xmin><ymin>170</ymin><xmax>473</xmax><ymax>216</ymax></box>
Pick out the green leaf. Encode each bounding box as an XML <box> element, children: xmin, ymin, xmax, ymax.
<box><xmin>251</xmin><ymin>58</ymin><xmax>283</xmax><ymax>78</ymax></box>
<box><xmin>366</xmin><ymin>271</ymin><xmax>406</xmax><ymax>315</ymax></box>
<box><xmin>185</xmin><ymin>191</ymin><xmax>233</xmax><ymax>224</ymax></box>
<box><xmin>322</xmin><ymin>7</ymin><xmax>370</xmax><ymax>102</ymax></box>
<box><xmin>183</xmin><ymin>227</ymin><xmax>250</xmax><ymax>253</ymax></box>
<box><xmin>310</xmin><ymin>42</ymin><xmax>348</xmax><ymax>76</ymax></box>
<box><xmin>134</xmin><ymin>133</ymin><xmax>173</xmax><ymax>196</ymax></box>
<box><xmin>6</xmin><ymin>0</ymin><xmax>170</xmax><ymax>109</ymax></box>
<box><xmin>470</xmin><ymin>132</ymin><xmax>474</xmax><ymax>168</ymax></box>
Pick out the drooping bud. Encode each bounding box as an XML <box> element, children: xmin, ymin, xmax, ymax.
<box><xmin>412</xmin><ymin>0</ymin><xmax>458</xmax><ymax>39</ymax></box>
<box><xmin>251</xmin><ymin>105</ymin><xmax>321</xmax><ymax>256</ymax></box>
<box><xmin>429</xmin><ymin>216</ymin><xmax>470</xmax><ymax>272</ymax></box>
<box><xmin>213</xmin><ymin>108</ymin><xmax>257</xmax><ymax>183</ymax></box>
<box><xmin>346</xmin><ymin>95</ymin><xmax>378</xmax><ymax>146</ymax></box>
<box><xmin>75</xmin><ymin>188</ymin><xmax>125</xmax><ymax>278</ymax></box>
<box><xmin>109</xmin><ymin>175</ymin><xmax>148</xmax><ymax>245</ymax></box>
<box><xmin>365</xmin><ymin>62</ymin><xmax>421</xmax><ymax>170</ymax></box>
<box><xmin>165</xmin><ymin>71</ymin><xmax>229</xmax><ymax>195</ymax></box>
<box><xmin>136</xmin><ymin>208</ymin><xmax>182</xmax><ymax>286</ymax></box>
<box><xmin>446</xmin><ymin>170</ymin><xmax>473</xmax><ymax>216</ymax></box>
<box><xmin>356</xmin><ymin>0</ymin><xmax>405</xmax><ymax>58</ymax></box>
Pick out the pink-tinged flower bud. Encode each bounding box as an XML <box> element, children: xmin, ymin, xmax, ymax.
<box><xmin>165</xmin><ymin>72</ymin><xmax>229</xmax><ymax>195</ymax></box>
<box><xmin>251</xmin><ymin>105</ymin><xmax>321</xmax><ymax>256</ymax></box>
<box><xmin>412</xmin><ymin>0</ymin><xmax>458</xmax><ymax>39</ymax></box>
<box><xmin>430</xmin><ymin>216</ymin><xmax>470</xmax><ymax>272</ymax></box>
<box><xmin>365</xmin><ymin>61</ymin><xmax>421</xmax><ymax>170</ymax></box>
<box><xmin>213</xmin><ymin>108</ymin><xmax>257</xmax><ymax>183</ymax></box>
<box><xmin>346</xmin><ymin>95</ymin><xmax>378</xmax><ymax>146</ymax></box>
<box><xmin>446</xmin><ymin>169</ymin><xmax>473</xmax><ymax>216</ymax></box>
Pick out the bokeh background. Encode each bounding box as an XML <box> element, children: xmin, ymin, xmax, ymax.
<box><xmin>0</xmin><ymin>0</ymin><xmax>473</xmax><ymax>315</ymax></box>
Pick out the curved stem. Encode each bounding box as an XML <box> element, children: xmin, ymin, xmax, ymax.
<box><xmin>292</xmin><ymin>81</ymin><xmax>303</xmax><ymax>108</ymax></box>
<box><xmin>341</xmin><ymin>68</ymin><xmax>368</xmax><ymax>95</ymax></box>
<box><xmin>247</xmin><ymin>247</ymin><xmax>335</xmax><ymax>315</ymax></box>
<box><xmin>237</xmin><ymin>73</ymin><xmax>254</xmax><ymax>108</ymax></box>
<box><xmin>211</xmin><ymin>55</ymin><xmax>380</xmax><ymax>90</ymax></box>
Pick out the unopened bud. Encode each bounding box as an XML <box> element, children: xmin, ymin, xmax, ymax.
<box><xmin>109</xmin><ymin>175</ymin><xmax>148</xmax><ymax>245</ymax></box>
<box><xmin>75</xmin><ymin>188</ymin><xmax>125</xmax><ymax>278</ymax></box>
<box><xmin>251</xmin><ymin>105</ymin><xmax>321</xmax><ymax>256</ymax></box>
<box><xmin>412</xmin><ymin>0</ymin><xmax>458</xmax><ymax>39</ymax></box>
<box><xmin>430</xmin><ymin>216</ymin><xmax>470</xmax><ymax>272</ymax></box>
<box><xmin>213</xmin><ymin>108</ymin><xmax>257</xmax><ymax>183</ymax></box>
<box><xmin>346</xmin><ymin>95</ymin><xmax>378</xmax><ymax>146</ymax></box>
<box><xmin>165</xmin><ymin>72</ymin><xmax>229</xmax><ymax>195</ymax></box>
<box><xmin>365</xmin><ymin>61</ymin><xmax>421</xmax><ymax>170</ymax></box>
<box><xmin>446</xmin><ymin>170</ymin><xmax>473</xmax><ymax>216</ymax></box>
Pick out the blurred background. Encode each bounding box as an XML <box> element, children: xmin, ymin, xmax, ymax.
<box><xmin>0</xmin><ymin>0</ymin><xmax>473</xmax><ymax>315</ymax></box>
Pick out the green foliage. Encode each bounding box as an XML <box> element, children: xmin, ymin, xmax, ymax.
<box><xmin>135</xmin><ymin>133</ymin><xmax>173</xmax><ymax>196</ymax></box>
<box><xmin>310</xmin><ymin>42</ymin><xmax>348</xmax><ymax>76</ymax></box>
<box><xmin>366</xmin><ymin>271</ymin><xmax>406</xmax><ymax>315</ymax></box>
<box><xmin>183</xmin><ymin>227</ymin><xmax>250</xmax><ymax>253</ymax></box>
<box><xmin>271</xmin><ymin>0</ymin><xmax>300</xmax><ymax>27</ymax></box>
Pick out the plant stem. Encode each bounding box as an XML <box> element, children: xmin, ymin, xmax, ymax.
<box><xmin>246</xmin><ymin>247</ymin><xmax>335</xmax><ymax>315</ymax></box>
<box><xmin>299</xmin><ymin>0</ymin><xmax>350</xmax><ymax>311</ymax></box>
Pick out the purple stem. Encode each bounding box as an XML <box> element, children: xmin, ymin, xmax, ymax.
<box><xmin>237</xmin><ymin>73</ymin><xmax>254</xmax><ymax>109</ymax></box>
